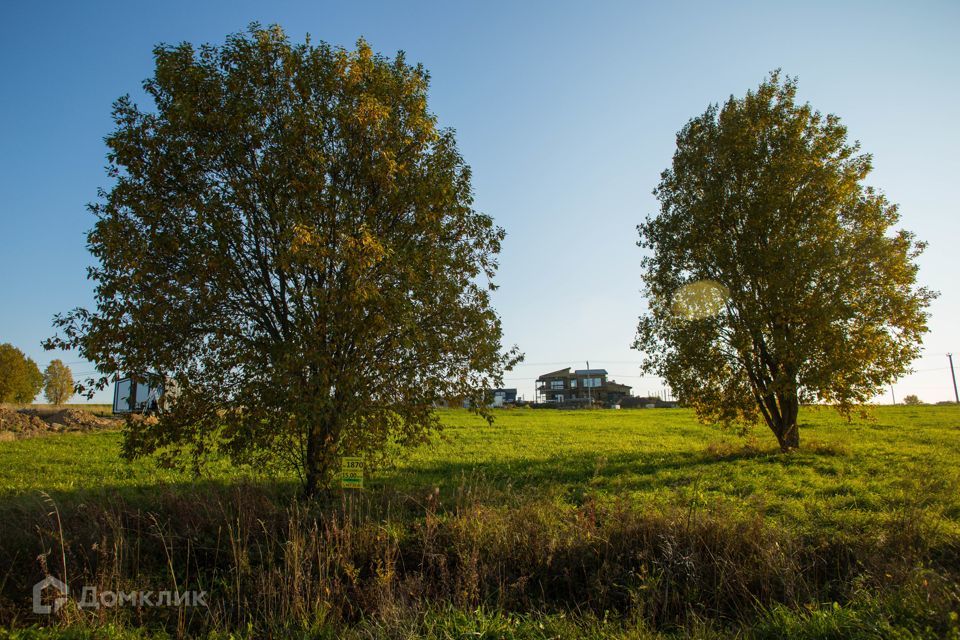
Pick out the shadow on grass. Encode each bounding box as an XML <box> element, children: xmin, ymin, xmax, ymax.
<box><xmin>0</xmin><ymin>434</ymin><xmax>860</xmax><ymax>585</ymax></box>
<box><xmin>374</xmin><ymin>444</ymin><xmax>802</xmax><ymax>502</ymax></box>
<box><xmin>0</xmin><ymin>438</ymin><xmax>821</xmax><ymax>514</ymax></box>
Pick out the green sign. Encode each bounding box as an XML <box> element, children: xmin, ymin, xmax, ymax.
<box><xmin>341</xmin><ymin>457</ymin><xmax>364</xmax><ymax>489</ymax></box>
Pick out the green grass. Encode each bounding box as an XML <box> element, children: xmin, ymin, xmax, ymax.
<box><xmin>401</xmin><ymin>406</ymin><xmax>960</xmax><ymax>532</ymax></box>
<box><xmin>2</xmin><ymin>406</ymin><xmax>958</xmax><ymax>535</ymax></box>
<box><xmin>2</xmin><ymin>406</ymin><xmax>959</xmax><ymax>638</ymax></box>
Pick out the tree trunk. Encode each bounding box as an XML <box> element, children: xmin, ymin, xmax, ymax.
<box><xmin>304</xmin><ymin>423</ymin><xmax>323</xmax><ymax>496</ymax></box>
<box><xmin>777</xmin><ymin>420</ymin><xmax>800</xmax><ymax>452</ymax></box>
<box><xmin>304</xmin><ymin>416</ymin><xmax>338</xmax><ymax>496</ymax></box>
<box><xmin>773</xmin><ymin>391</ymin><xmax>800</xmax><ymax>452</ymax></box>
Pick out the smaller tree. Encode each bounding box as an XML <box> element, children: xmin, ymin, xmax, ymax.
<box><xmin>43</xmin><ymin>360</ymin><xmax>74</xmax><ymax>405</ymax></box>
<box><xmin>902</xmin><ymin>394</ymin><xmax>922</xmax><ymax>406</ymax></box>
<box><xmin>634</xmin><ymin>72</ymin><xmax>935</xmax><ymax>451</ymax></box>
<box><xmin>0</xmin><ymin>343</ymin><xmax>43</xmax><ymax>404</ymax></box>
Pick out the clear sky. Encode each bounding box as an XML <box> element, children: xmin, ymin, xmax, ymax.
<box><xmin>1</xmin><ymin>1</ymin><xmax>958</xmax><ymax>405</ymax></box>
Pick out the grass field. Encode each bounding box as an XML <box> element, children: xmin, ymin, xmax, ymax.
<box><xmin>3</xmin><ymin>406</ymin><xmax>959</xmax><ymax>534</ymax></box>
<box><xmin>1</xmin><ymin>406</ymin><xmax>959</xmax><ymax>638</ymax></box>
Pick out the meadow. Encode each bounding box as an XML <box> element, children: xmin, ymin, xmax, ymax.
<box><xmin>1</xmin><ymin>406</ymin><xmax>958</xmax><ymax>638</ymax></box>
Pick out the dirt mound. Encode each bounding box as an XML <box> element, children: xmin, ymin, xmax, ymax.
<box><xmin>0</xmin><ymin>406</ymin><xmax>118</xmax><ymax>441</ymax></box>
<box><xmin>37</xmin><ymin>408</ymin><xmax>113</xmax><ymax>429</ymax></box>
<box><xmin>0</xmin><ymin>407</ymin><xmax>49</xmax><ymax>439</ymax></box>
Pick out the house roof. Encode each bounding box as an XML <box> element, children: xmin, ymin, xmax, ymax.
<box><xmin>537</xmin><ymin>367</ymin><xmax>571</xmax><ymax>380</ymax></box>
<box><xmin>574</xmin><ymin>369</ymin><xmax>608</xmax><ymax>376</ymax></box>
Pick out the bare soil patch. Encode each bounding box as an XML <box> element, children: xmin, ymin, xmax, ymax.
<box><xmin>0</xmin><ymin>405</ymin><xmax>120</xmax><ymax>440</ymax></box>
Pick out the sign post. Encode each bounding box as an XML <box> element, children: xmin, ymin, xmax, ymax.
<box><xmin>341</xmin><ymin>457</ymin><xmax>364</xmax><ymax>490</ymax></box>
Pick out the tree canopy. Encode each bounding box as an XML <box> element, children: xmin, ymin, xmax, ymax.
<box><xmin>633</xmin><ymin>72</ymin><xmax>935</xmax><ymax>451</ymax></box>
<box><xmin>43</xmin><ymin>359</ymin><xmax>74</xmax><ymax>405</ymax></box>
<box><xmin>0</xmin><ymin>343</ymin><xmax>43</xmax><ymax>404</ymax></box>
<box><xmin>47</xmin><ymin>25</ymin><xmax>519</xmax><ymax>492</ymax></box>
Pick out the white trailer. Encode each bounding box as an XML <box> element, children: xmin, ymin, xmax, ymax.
<box><xmin>112</xmin><ymin>374</ymin><xmax>172</xmax><ymax>415</ymax></box>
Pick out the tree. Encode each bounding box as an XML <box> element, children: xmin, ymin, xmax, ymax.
<box><xmin>633</xmin><ymin>72</ymin><xmax>935</xmax><ymax>452</ymax></box>
<box><xmin>902</xmin><ymin>394</ymin><xmax>922</xmax><ymax>406</ymax></box>
<box><xmin>46</xmin><ymin>25</ymin><xmax>519</xmax><ymax>493</ymax></box>
<box><xmin>43</xmin><ymin>360</ymin><xmax>74</xmax><ymax>405</ymax></box>
<box><xmin>0</xmin><ymin>343</ymin><xmax>43</xmax><ymax>404</ymax></box>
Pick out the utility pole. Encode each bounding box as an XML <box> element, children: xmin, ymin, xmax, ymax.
<box><xmin>586</xmin><ymin>360</ymin><xmax>592</xmax><ymax>407</ymax></box>
<box><xmin>890</xmin><ymin>385</ymin><xmax>896</xmax><ymax>405</ymax></box>
<box><xmin>949</xmin><ymin>353</ymin><xmax>959</xmax><ymax>404</ymax></box>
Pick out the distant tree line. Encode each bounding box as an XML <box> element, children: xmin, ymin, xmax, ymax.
<box><xmin>0</xmin><ymin>343</ymin><xmax>42</xmax><ymax>404</ymax></box>
<box><xmin>0</xmin><ymin>345</ymin><xmax>74</xmax><ymax>405</ymax></box>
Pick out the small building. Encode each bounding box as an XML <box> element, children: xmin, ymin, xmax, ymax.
<box><xmin>489</xmin><ymin>388</ymin><xmax>518</xmax><ymax>407</ymax></box>
<box><xmin>436</xmin><ymin>388</ymin><xmax>518</xmax><ymax>408</ymax></box>
<box><xmin>112</xmin><ymin>373</ymin><xmax>172</xmax><ymax>414</ymax></box>
<box><xmin>535</xmin><ymin>368</ymin><xmax>631</xmax><ymax>407</ymax></box>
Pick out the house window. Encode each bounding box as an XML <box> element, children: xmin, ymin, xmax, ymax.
<box><xmin>570</xmin><ymin>379</ymin><xmax>577</xmax><ymax>388</ymax></box>
<box><xmin>583</xmin><ymin>377</ymin><xmax>602</xmax><ymax>388</ymax></box>
<box><xmin>550</xmin><ymin>380</ymin><xmax>564</xmax><ymax>390</ymax></box>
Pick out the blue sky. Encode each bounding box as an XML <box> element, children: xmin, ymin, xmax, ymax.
<box><xmin>1</xmin><ymin>1</ymin><xmax>958</xmax><ymax>404</ymax></box>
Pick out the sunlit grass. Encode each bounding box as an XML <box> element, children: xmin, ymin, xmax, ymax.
<box><xmin>1</xmin><ymin>405</ymin><xmax>957</xmax><ymax>536</ymax></box>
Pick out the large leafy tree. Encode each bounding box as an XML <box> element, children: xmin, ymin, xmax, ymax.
<box><xmin>42</xmin><ymin>359</ymin><xmax>74</xmax><ymax>406</ymax></box>
<box><xmin>47</xmin><ymin>25</ymin><xmax>519</xmax><ymax>493</ymax></box>
<box><xmin>0</xmin><ymin>344</ymin><xmax>43</xmax><ymax>404</ymax></box>
<box><xmin>634</xmin><ymin>72</ymin><xmax>935</xmax><ymax>451</ymax></box>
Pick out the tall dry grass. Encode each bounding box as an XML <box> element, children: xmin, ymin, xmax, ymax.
<box><xmin>1</xmin><ymin>478</ymin><xmax>957</xmax><ymax>636</ymax></box>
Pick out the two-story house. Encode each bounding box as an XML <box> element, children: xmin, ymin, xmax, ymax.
<box><xmin>535</xmin><ymin>367</ymin><xmax>631</xmax><ymax>407</ymax></box>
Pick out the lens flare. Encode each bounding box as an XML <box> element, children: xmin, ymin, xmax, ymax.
<box><xmin>671</xmin><ymin>280</ymin><xmax>730</xmax><ymax>320</ymax></box>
